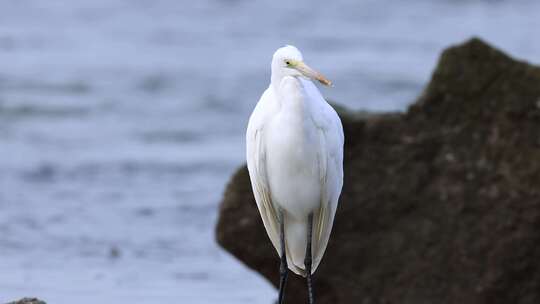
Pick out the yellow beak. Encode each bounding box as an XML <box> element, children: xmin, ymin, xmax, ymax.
<box><xmin>293</xmin><ymin>61</ymin><xmax>333</xmax><ymax>87</ymax></box>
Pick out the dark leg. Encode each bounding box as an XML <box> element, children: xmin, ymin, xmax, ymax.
<box><xmin>305</xmin><ymin>213</ymin><xmax>315</xmax><ymax>304</ymax></box>
<box><xmin>278</xmin><ymin>209</ymin><xmax>288</xmax><ymax>304</ymax></box>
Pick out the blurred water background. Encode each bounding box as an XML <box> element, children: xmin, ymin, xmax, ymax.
<box><xmin>0</xmin><ymin>0</ymin><xmax>539</xmax><ymax>303</ymax></box>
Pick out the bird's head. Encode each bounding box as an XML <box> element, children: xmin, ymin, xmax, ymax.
<box><xmin>271</xmin><ymin>45</ymin><xmax>332</xmax><ymax>87</ymax></box>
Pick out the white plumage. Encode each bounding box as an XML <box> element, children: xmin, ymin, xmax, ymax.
<box><xmin>246</xmin><ymin>45</ymin><xmax>344</xmax><ymax>277</ymax></box>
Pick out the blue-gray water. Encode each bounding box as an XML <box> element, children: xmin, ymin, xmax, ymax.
<box><xmin>1</xmin><ymin>1</ymin><xmax>539</xmax><ymax>303</ymax></box>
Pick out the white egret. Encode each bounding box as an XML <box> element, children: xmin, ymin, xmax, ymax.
<box><xmin>246</xmin><ymin>45</ymin><xmax>344</xmax><ymax>304</ymax></box>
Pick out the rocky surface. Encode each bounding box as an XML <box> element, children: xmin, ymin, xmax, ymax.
<box><xmin>216</xmin><ymin>38</ymin><xmax>540</xmax><ymax>304</ymax></box>
<box><xmin>5</xmin><ymin>299</ymin><xmax>46</xmax><ymax>304</ymax></box>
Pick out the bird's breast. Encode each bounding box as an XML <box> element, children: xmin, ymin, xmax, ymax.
<box><xmin>265</xmin><ymin>93</ymin><xmax>321</xmax><ymax>219</ymax></box>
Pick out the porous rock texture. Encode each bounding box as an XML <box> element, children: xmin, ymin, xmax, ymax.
<box><xmin>216</xmin><ymin>38</ymin><xmax>540</xmax><ymax>304</ymax></box>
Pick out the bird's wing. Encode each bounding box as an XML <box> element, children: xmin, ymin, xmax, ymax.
<box><xmin>246</xmin><ymin>88</ymin><xmax>282</xmax><ymax>254</ymax></box>
<box><xmin>303</xmin><ymin>79</ymin><xmax>345</xmax><ymax>272</ymax></box>
<box><xmin>312</xmin><ymin>124</ymin><xmax>343</xmax><ymax>271</ymax></box>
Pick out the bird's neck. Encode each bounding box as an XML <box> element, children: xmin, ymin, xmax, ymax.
<box><xmin>272</xmin><ymin>76</ymin><xmax>308</xmax><ymax>114</ymax></box>
<box><xmin>270</xmin><ymin>70</ymin><xmax>285</xmax><ymax>92</ymax></box>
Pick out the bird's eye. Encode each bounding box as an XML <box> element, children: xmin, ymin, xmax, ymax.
<box><xmin>285</xmin><ymin>60</ymin><xmax>290</xmax><ymax>65</ymax></box>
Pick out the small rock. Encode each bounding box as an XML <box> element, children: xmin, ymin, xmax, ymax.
<box><xmin>6</xmin><ymin>298</ymin><xmax>46</xmax><ymax>304</ymax></box>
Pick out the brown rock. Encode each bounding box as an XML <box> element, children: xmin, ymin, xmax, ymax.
<box><xmin>216</xmin><ymin>38</ymin><xmax>540</xmax><ymax>304</ymax></box>
<box><xmin>5</xmin><ymin>299</ymin><xmax>46</xmax><ymax>304</ymax></box>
